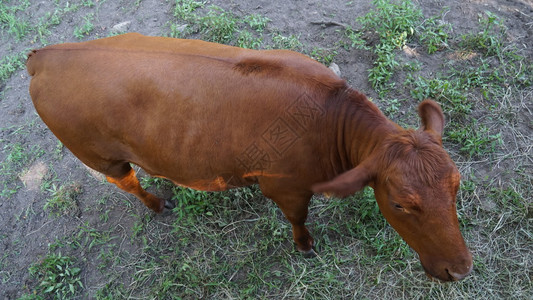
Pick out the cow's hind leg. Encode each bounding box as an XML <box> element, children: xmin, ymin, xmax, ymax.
<box><xmin>105</xmin><ymin>164</ymin><xmax>173</xmax><ymax>213</ymax></box>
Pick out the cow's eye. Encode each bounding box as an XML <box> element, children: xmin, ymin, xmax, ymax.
<box><xmin>394</xmin><ymin>203</ymin><xmax>404</xmax><ymax>210</ymax></box>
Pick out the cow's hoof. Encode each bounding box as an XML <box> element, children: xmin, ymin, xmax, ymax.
<box><xmin>163</xmin><ymin>200</ymin><xmax>175</xmax><ymax>211</ymax></box>
<box><xmin>300</xmin><ymin>248</ymin><xmax>318</xmax><ymax>258</ymax></box>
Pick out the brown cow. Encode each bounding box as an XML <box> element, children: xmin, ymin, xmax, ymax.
<box><xmin>26</xmin><ymin>33</ymin><xmax>472</xmax><ymax>281</ymax></box>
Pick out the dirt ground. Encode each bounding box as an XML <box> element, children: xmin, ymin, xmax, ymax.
<box><xmin>1</xmin><ymin>0</ymin><xmax>532</xmax><ymax>299</ymax></box>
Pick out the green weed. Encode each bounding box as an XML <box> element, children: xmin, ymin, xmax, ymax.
<box><xmin>351</xmin><ymin>0</ymin><xmax>422</xmax><ymax>94</ymax></box>
<box><xmin>171</xmin><ymin>2</ymin><xmax>269</xmax><ymax>48</ymax></box>
<box><xmin>131</xmin><ymin>214</ymin><xmax>152</xmax><ymax>240</ymax></box>
<box><xmin>33</xmin><ymin>9</ymin><xmax>63</xmax><ymax>44</ymax></box>
<box><xmin>367</xmin><ymin>42</ymin><xmax>400</xmax><ymax>94</ymax></box>
<box><xmin>95</xmin><ymin>283</ymin><xmax>127</xmax><ymax>299</ymax></box>
<box><xmin>406</xmin><ymin>74</ymin><xmax>471</xmax><ymax>116</ymax></box>
<box><xmin>271</xmin><ymin>32</ymin><xmax>303</xmax><ymax>51</ymax></box>
<box><xmin>198</xmin><ymin>7</ymin><xmax>237</xmax><ymax>44</ymax></box>
<box><xmin>173</xmin><ymin>0</ymin><xmax>204</xmax><ymax>21</ymax></box>
<box><xmin>382</xmin><ymin>98</ymin><xmax>406</xmax><ymax>118</ymax></box>
<box><xmin>39</xmin><ymin>165</ymin><xmax>58</xmax><ymax>193</ymax></box>
<box><xmin>345</xmin><ymin>0</ymin><xmax>454</xmax><ymax>95</ymax></box>
<box><xmin>43</xmin><ymin>183</ymin><xmax>82</xmax><ymax>217</ymax></box>
<box><xmin>344</xmin><ymin>26</ymin><xmax>370</xmax><ymax>50</ymax></box>
<box><xmin>0</xmin><ymin>142</ymin><xmax>44</xmax><ymax>198</ymax></box>
<box><xmin>28</xmin><ymin>252</ymin><xmax>83</xmax><ymax>299</ymax></box>
<box><xmin>243</xmin><ymin>14</ymin><xmax>270</xmax><ymax>33</ymax></box>
<box><xmin>310</xmin><ymin>47</ymin><xmax>337</xmax><ymax>65</ymax></box>
<box><xmin>140</xmin><ymin>176</ymin><xmax>173</xmax><ymax>190</ymax></box>
<box><xmin>73</xmin><ymin>13</ymin><xmax>95</xmax><ymax>39</ymax></box>
<box><xmin>0</xmin><ymin>1</ymin><xmax>31</xmax><ymax>40</ymax></box>
<box><xmin>0</xmin><ymin>52</ymin><xmax>26</xmax><ymax>83</ymax></box>
<box><xmin>69</xmin><ymin>224</ymin><xmax>116</xmax><ymax>252</ymax></box>
<box><xmin>358</xmin><ymin>0</ymin><xmax>421</xmax><ymax>48</ymax></box>
<box><xmin>236</xmin><ymin>30</ymin><xmax>263</xmax><ymax>49</ymax></box>
<box><xmin>461</xmin><ymin>11</ymin><xmax>505</xmax><ymax>57</ymax></box>
<box><xmin>349</xmin><ymin>187</ymin><xmax>411</xmax><ymax>260</ymax></box>
<box><xmin>489</xmin><ymin>186</ymin><xmax>527</xmax><ymax>218</ymax></box>
<box><xmin>171</xmin><ymin>187</ymin><xmax>216</xmax><ymax>223</ymax></box>
<box><xmin>0</xmin><ymin>0</ymin><xmax>69</xmax><ymax>44</ymax></box>
<box><xmin>81</xmin><ymin>0</ymin><xmax>95</xmax><ymax>8</ymax></box>
<box><xmin>53</xmin><ymin>141</ymin><xmax>64</xmax><ymax>159</ymax></box>
<box><xmin>418</xmin><ymin>12</ymin><xmax>451</xmax><ymax>54</ymax></box>
<box><xmin>446</xmin><ymin>123</ymin><xmax>502</xmax><ymax>158</ymax></box>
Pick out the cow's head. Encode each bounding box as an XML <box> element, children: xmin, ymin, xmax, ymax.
<box><xmin>312</xmin><ymin>100</ymin><xmax>473</xmax><ymax>281</ymax></box>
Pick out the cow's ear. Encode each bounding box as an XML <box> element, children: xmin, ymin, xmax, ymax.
<box><xmin>418</xmin><ymin>99</ymin><xmax>445</xmax><ymax>137</ymax></box>
<box><xmin>312</xmin><ymin>162</ymin><xmax>376</xmax><ymax>198</ymax></box>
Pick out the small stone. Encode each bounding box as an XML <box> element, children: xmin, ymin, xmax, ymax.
<box><xmin>111</xmin><ymin>21</ymin><xmax>131</xmax><ymax>33</ymax></box>
<box><xmin>20</xmin><ymin>161</ymin><xmax>48</xmax><ymax>191</ymax></box>
<box><xmin>174</xmin><ymin>24</ymin><xmax>188</xmax><ymax>33</ymax></box>
<box><xmin>328</xmin><ymin>62</ymin><xmax>341</xmax><ymax>77</ymax></box>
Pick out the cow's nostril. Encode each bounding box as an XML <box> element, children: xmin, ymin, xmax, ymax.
<box><xmin>446</xmin><ymin>263</ymin><xmax>473</xmax><ymax>281</ymax></box>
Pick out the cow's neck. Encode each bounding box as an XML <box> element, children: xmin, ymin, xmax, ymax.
<box><xmin>327</xmin><ymin>88</ymin><xmax>399</xmax><ymax>176</ymax></box>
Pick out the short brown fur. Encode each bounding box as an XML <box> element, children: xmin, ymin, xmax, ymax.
<box><xmin>27</xmin><ymin>33</ymin><xmax>472</xmax><ymax>282</ymax></box>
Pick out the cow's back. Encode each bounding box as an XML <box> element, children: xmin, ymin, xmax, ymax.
<box><xmin>27</xmin><ymin>33</ymin><xmax>345</xmax><ymax>190</ymax></box>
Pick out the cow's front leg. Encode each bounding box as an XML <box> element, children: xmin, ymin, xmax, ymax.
<box><xmin>270</xmin><ymin>194</ymin><xmax>316</xmax><ymax>257</ymax></box>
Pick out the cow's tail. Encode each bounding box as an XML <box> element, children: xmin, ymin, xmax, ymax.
<box><xmin>26</xmin><ymin>49</ymin><xmax>39</xmax><ymax>76</ymax></box>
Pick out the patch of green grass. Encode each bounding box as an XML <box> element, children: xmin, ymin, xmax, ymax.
<box><xmin>27</xmin><ymin>252</ymin><xmax>83</xmax><ymax>299</ymax></box>
<box><xmin>43</xmin><ymin>183</ymin><xmax>83</xmax><ymax>217</ymax></box>
<box><xmin>140</xmin><ymin>175</ymin><xmax>173</xmax><ymax>190</ymax></box>
<box><xmin>0</xmin><ymin>0</ymin><xmax>70</xmax><ymax>45</ymax></box>
<box><xmin>359</xmin><ymin>0</ymin><xmax>422</xmax><ymax>48</ymax></box>
<box><xmin>236</xmin><ymin>30</ymin><xmax>263</xmax><ymax>49</ymax></box>
<box><xmin>81</xmin><ymin>0</ymin><xmax>95</xmax><ymax>8</ymax></box>
<box><xmin>171</xmin><ymin>187</ymin><xmax>216</xmax><ymax>223</ymax></box>
<box><xmin>345</xmin><ymin>0</ymin><xmax>454</xmax><ymax>95</ymax></box>
<box><xmin>0</xmin><ymin>52</ymin><xmax>26</xmax><ymax>84</ymax></box>
<box><xmin>171</xmin><ymin>1</ymin><xmax>269</xmax><ymax>49</ymax></box>
<box><xmin>344</xmin><ymin>26</ymin><xmax>370</xmax><ymax>50</ymax></box>
<box><xmin>417</xmin><ymin>11</ymin><xmax>451</xmax><ymax>54</ymax></box>
<box><xmin>198</xmin><ymin>7</ymin><xmax>237</xmax><ymax>44</ymax></box>
<box><xmin>131</xmin><ymin>213</ymin><xmax>152</xmax><ymax>240</ymax></box>
<box><xmin>73</xmin><ymin>13</ymin><xmax>95</xmax><ymax>39</ymax></box>
<box><xmin>92</xmin><ymin>195</ymin><xmax>112</xmax><ymax>223</ymax></box>
<box><xmin>52</xmin><ymin>140</ymin><xmax>64</xmax><ymax>159</ymax></box>
<box><xmin>382</xmin><ymin>98</ymin><xmax>406</xmax><ymax>119</ymax></box>
<box><xmin>95</xmin><ymin>283</ymin><xmax>127</xmax><ymax>299</ymax></box>
<box><xmin>60</xmin><ymin>223</ymin><xmax>117</xmax><ymax>253</ymax></box>
<box><xmin>243</xmin><ymin>13</ymin><xmax>270</xmax><ymax>33</ymax></box>
<box><xmin>355</xmin><ymin>0</ymin><xmax>422</xmax><ymax>95</ymax></box>
<box><xmin>345</xmin><ymin>0</ymin><xmax>422</xmax><ymax>96</ymax></box>
<box><xmin>0</xmin><ymin>1</ymin><xmax>31</xmax><ymax>40</ymax></box>
<box><xmin>0</xmin><ymin>183</ymin><xmax>20</xmax><ymax>198</ymax></box>
<box><xmin>39</xmin><ymin>164</ymin><xmax>58</xmax><ymax>193</ymax></box>
<box><xmin>446</xmin><ymin>123</ymin><xmax>502</xmax><ymax>158</ymax></box>
<box><xmin>271</xmin><ymin>32</ymin><xmax>303</xmax><ymax>51</ymax></box>
<box><xmin>2</xmin><ymin>1</ymin><xmax>531</xmax><ymax>299</ymax></box>
<box><xmin>346</xmin><ymin>188</ymin><xmax>411</xmax><ymax>261</ymax></box>
<box><xmin>367</xmin><ymin>42</ymin><xmax>400</xmax><ymax>94</ymax></box>
<box><xmin>0</xmin><ymin>141</ymin><xmax>44</xmax><ymax>198</ymax></box>
<box><xmin>460</xmin><ymin>11</ymin><xmax>505</xmax><ymax>57</ymax></box>
<box><xmin>173</xmin><ymin>0</ymin><xmax>204</xmax><ymax>21</ymax></box>
<box><xmin>310</xmin><ymin>47</ymin><xmax>337</xmax><ymax>65</ymax></box>
<box><xmin>406</xmin><ymin>75</ymin><xmax>471</xmax><ymax>117</ymax></box>
<box><xmin>488</xmin><ymin>184</ymin><xmax>528</xmax><ymax>220</ymax></box>
<box><xmin>32</xmin><ymin>9</ymin><xmax>63</xmax><ymax>44</ymax></box>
